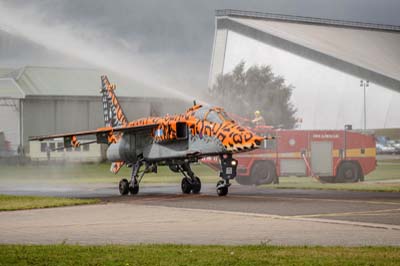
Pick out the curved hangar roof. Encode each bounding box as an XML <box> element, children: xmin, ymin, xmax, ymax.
<box><xmin>213</xmin><ymin>9</ymin><xmax>400</xmax><ymax>92</ymax></box>
<box><xmin>0</xmin><ymin>66</ymin><xmax>175</xmax><ymax>99</ymax></box>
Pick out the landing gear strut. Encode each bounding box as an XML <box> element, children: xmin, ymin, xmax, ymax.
<box><xmin>216</xmin><ymin>154</ymin><xmax>238</xmax><ymax>197</ymax></box>
<box><xmin>119</xmin><ymin>160</ymin><xmax>156</xmax><ymax>196</ymax></box>
<box><xmin>177</xmin><ymin>163</ymin><xmax>201</xmax><ymax>194</ymax></box>
<box><xmin>130</xmin><ymin>160</ymin><xmax>144</xmax><ymax>195</ymax></box>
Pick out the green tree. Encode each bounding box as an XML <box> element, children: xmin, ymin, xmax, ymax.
<box><xmin>209</xmin><ymin>62</ymin><xmax>297</xmax><ymax>128</ymax></box>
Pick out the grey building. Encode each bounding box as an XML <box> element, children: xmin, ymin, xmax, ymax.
<box><xmin>0</xmin><ymin>66</ymin><xmax>188</xmax><ymax>155</ymax></box>
<box><xmin>209</xmin><ymin>10</ymin><xmax>400</xmax><ymax>129</ymax></box>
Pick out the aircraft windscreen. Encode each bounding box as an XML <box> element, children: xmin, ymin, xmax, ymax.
<box><xmin>194</xmin><ymin>108</ymin><xmax>233</xmax><ymax>123</ymax></box>
<box><xmin>193</xmin><ymin>108</ymin><xmax>208</xmax><ymax>120</ymax></box>
<box><xmin>205</xmin><ymin>111</ymin><xmax>222</xmax><ymax>124</ymax></box>
<box><xmin>219</xmin><ymin>111</ymin><xmax>233</xmax><ymax>122</ymax></box>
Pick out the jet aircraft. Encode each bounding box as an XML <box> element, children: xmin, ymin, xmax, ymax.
<box><xmin>30</xmin><ymin>75</ymin><xmax>266</xmax><ymax>196</ymax></box>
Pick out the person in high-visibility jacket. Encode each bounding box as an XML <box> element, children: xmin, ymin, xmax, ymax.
<box><xmin>252</xmin><ymin>110</ymin><xmax>265</xmax><ymax>126</ymax></box>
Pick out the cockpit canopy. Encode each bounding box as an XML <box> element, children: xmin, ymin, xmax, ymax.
<box><xmin>193</xmin><ymin>107</ymin><xmax>233</xmax><ymax>124</ymax></box>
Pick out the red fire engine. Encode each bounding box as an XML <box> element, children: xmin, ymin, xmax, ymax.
<box><xmin>203</xmin><ymin>125</ymin><xmax>376</xmax><ymax>185</ymax></box>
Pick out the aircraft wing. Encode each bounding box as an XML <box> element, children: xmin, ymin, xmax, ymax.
<box><xmin>29</xmin><ymin>124</ymin><xmax>158</xmax><ymax>146</ymax></box>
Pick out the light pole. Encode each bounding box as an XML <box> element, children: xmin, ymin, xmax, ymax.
<box><xmin>360</xmin><ymin>80</ymin><xmax>369</xmax><ymax>131</ymax></box>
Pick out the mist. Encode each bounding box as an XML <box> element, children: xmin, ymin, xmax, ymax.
<box><xmin>0</xmin><ymin>2</ymin><xmax>201</xmax><ymax>102</ymax></box>
<box><xmin>1</xmin><ymin>0</ymin><xmax>400</xmax><ymax>100</ymax></box>
<box><xmin>1</xmin><ymin>0</ymin><xmax>399</xmax><ymax>127</ymax></box>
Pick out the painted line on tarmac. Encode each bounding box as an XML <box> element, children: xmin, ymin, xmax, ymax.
<box><xmin>292</xmin><ymin>208</ymin><xmax>400</xmax><ymax>218</ymax></box>
<box><xmin>227</xmin><ymin>194</ymin><xmax>400</xmax><ymax>206</ymax></box>
<box><xmin>141</xmin><ymin>204</ymin><xmax>400</xmax><ymax>231</ymax></box>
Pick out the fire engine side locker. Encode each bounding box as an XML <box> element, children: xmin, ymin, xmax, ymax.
<box><xmin>277</xmin><ymin>130</ymin><xmax>308</xmax><ymax>177</ymax></box>
<box><xmin>310</xmin><ymin>141</ymin><xmax>333</xmax><ymax>176</ymax></box>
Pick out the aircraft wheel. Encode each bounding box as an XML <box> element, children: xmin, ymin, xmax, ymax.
<box><xmin>216</xmin><ymin>180</ymin><xmax>228</xmax><ymax>196</ymax></box>
<box><xmin>181</xmin><ymin>177</ymin><xmax>192</xmax><ymax>194</ymax></box>
<box><xmin>119</xmin><ymin>178</ymin><xmax>129</xmax><ymax>195</ymax></box>
<box><xmin>129</xmin><ymin>180</ymin><xmax>139</xmax><ymax>195</ymax></box>
<box><xmin>191</xmin><ymin>177</ymin><xmax>201</xmax><ymax>194</ymax></box>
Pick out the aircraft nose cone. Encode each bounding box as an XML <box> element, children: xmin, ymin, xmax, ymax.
<box><xmin>232</xmin><ymin>131</ymin><xmax>265</xmax><ymax>152</ymax></box>
<box><xmin>221</xmin><ymin>124</ymin><xmax>268</xmax><ymax>152</ymax></box>
<box><xmin>253</xmin><ymin>135</ymin><xmax>264</xmax><ymax>147</ymax></box>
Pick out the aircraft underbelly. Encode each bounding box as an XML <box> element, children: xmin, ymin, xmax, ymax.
<box><xmin>143</xmin><ymin>135</ymin><xmax>225</xmax><ymax>160</ymax></box>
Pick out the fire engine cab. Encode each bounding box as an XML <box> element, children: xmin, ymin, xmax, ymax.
<box><xmin>203</xmin><ymin>125</ymin><xmax>376</xmax><ymax>185</ymax></box>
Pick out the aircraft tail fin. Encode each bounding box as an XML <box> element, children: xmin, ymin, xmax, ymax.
<box><xmin>100</xmin><ymin>75</ymin><xmax>128</xmax><ymax>127</ymax></box>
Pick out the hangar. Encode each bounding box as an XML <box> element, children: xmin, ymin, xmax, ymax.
<box><xmin>209</xmin><ymin>9</ymin><xmax>400</xmax><ymax>129</ymax></box>
<box><xmin>0</xmin><ymin>66</ymin><xmax>187</xmax><ymax>156</ymax></box>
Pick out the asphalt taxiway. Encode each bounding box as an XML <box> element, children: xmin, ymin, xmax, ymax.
<box><xmin>0</xmin><ymin>184</ymin><xmax>399</xmax><ymax>245</ymax></box>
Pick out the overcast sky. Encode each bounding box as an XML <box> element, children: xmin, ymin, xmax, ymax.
<box><xmin>0</xmin><ymin>0</ymin><xmax>399</xmax><ymax>95</ymax></box>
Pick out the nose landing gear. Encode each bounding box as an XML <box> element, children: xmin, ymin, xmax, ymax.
<box><xmin>216</xmin><ymin>154</ymin><xmax>238</xmax><ymax>196</ymax></box>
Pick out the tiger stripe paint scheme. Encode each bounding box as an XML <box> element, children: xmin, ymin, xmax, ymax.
<box><xmin>100</xmin><ymin>75</ymin><xmax>264</xmax><ymax>154</ymax></box>
<box><xmin>126</xmin><ymin>105</ymin><xmax>265</xmax><ymax>153</ymax></box>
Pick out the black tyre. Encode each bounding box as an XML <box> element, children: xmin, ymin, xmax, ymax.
<box><xmin>252</xmin><ymin>161</ymin><xmax>277</xmax><ymax>185</ymax></box>
<box><xmin>181</xmin><ymin>177</ymin><xmax>192</xmax><ymax>194</ymax></box>
<box><xmin>216</xmin><ymin>180</ymin><xmax>228</xmax><ymax>196</ymax></box>
<box><xmin>129</xmin><ymin>180</ymin><xmax>139</xmax><ymax>195</ymax></box>
<box><xmin>336</xmin><ymin>162</ymin><xmax>361</xmax><ymax>183</ymax></box>
<box><xmin>191</xmin><ymin>177</ymin><xmax>201</xmax><ymax>194</ymax></box>
<box><xmin>119</xmin><ymin>178</ymin><xmax>129</xmax><ymax>195</ymax></box>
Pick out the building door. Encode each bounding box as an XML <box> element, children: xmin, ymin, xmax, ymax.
<box><xmin>0</xmin><ymin>99</ymin><xmax>20</xmax><ymax>155</ymax></box>
<box><xmin>311</xmin><ymin>141</ymin><xmax>333</xmax><ymax>176</ymax></box>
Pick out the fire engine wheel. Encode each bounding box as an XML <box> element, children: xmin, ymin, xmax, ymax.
<box><xmin>252</xmin><ymin>161</ymin><xmax>277</xmax><ymax>185</ymax></box>
<box><xmin>191</xmin><ymin>177</ymin><xmax>201</xmax><ymax>194</ymax></box>
<box><xmin>336</xmin><ymin>162</ymin><xmax>361</xmax><ymax>183</ymax></box>
<box><xmin>119</xmin><ymin>178</ymin><xmax>129</xmax><ymax>195</ymax></box>
<box><xmin>181</xmin><ymin>177</ymin><xmax>192</xmax><ymax>194</ymax></box>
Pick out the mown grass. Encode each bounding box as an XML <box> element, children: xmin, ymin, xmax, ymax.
<box><xmin>0</xmin><ymin>195</ymin><xmax>99</xmax><ymax>211</ymax></box>
<box><xmin>262</xmin><ymin>162</ymin><xmax>400</xmax><ymax>192</ymax></box>
<box><xmin>0</xmin><ymin>244</ymin><xmax>399</xmax><ymax>266</ymax></box>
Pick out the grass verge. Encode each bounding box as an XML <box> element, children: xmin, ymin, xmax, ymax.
<box><xmin>0</xmin><ymin>195</ymin><xmax>99</xmax><ymax>211</ymax></box>
<box><xmin>263</xmin><ymin>180</ymin><xmax>400</xmax><ymax>192</ymax></box>
<box><xmin>261</xmin><ymin>162</ymin><xmax>400</xmax><ymax>192</ymax></box>
<box><xmin>0</xmin><ymin>244</ymin><xmax>399</xmax><ymax>266</ymax></box>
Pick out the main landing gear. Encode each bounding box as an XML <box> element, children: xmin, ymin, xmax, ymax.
<box><xmin>119</xmin><ymin>160</ymin><xmax>156</xmax><ymax>196</ymax></box>
<box><xmin>177</xmin><ymin>163</ymin><xmax>202</xmax><ymax>194</ymax></box>
<box><xmin>216</xmin><ymin>154</ymin><xmax>238</xmax><ymax>197</ymax></box>
<box><xmin>118</xmin><ymin>154</ymin><xmax>237</xmax><ymax>197</ymax></box>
